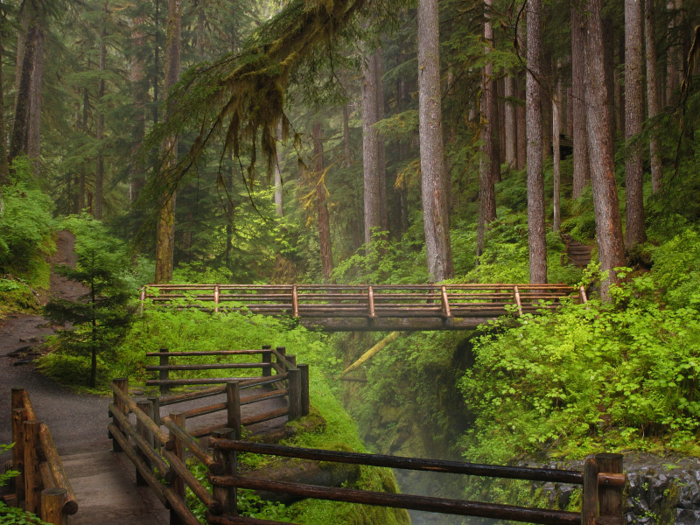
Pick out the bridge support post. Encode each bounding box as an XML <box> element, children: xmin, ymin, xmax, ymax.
<box><xmin>23</xmin><ymin>420</ymin><xmax>41</xmax><ymax>515</ymax></box>
<box><xmin>169</xmin><ymin>412</ymin><xmax>187</xmax><ymax>525</ymax></box>
<box><xmin>40</xmin><ymin>487</ymin><xmax>67</xmax><ymax>525</ymax></box>
<box><xmin>111</xmin><ymin>378</ymin><xmax>128</xmax><ymax>452</ymax></box>
<box><xmin>262</xmin><ymin>346</ymin><xmax>272</xmax><ymax>377</ymax></box>
<box><xmin>226</xmin><ymin>383</ymin><xmax>242</xmax><ymax>440</ymax></box>
<box><xmin>581</xmin><ymin>456</ymin><xmax>599</xmax><ymax>525</ymax></box>
<box><xmin>298</xmin><ymin>364</ymin><xmax>310</xmax><ymax>417</ymax></box>
<box><xmin>596</xmin><ymin>453</ymin><xmax>624</xmax><ymax>524</ymax></box>
<box><xmin>288</xmin><ymin>369</ymin><xmax>302</xmax><ymax>421</ymax></box>
<box><xmin>212</xmin><ymin>428</ymin><xmax>237</xmax><ymax>516</ymax></box>
<box><xmin>136</xmin><ymin>400</ymin><xmax>155</xmax><ymax>486</ymax></box>
<box><xmin>11</xmin><ymin>399</ymin><xmax>27</xmax><ymax>504</ymax></box>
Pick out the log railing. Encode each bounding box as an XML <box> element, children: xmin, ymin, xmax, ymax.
<box><xmin>139</xmin><ymin>284</ymin><xmax>585</xmax><ymax>329</ymax></box>
<box><xmin>206</xmin><ymin>441</ymin><xmax>626</xmax><ymax>525</ymax></box>
<box><xmin>4</xmin><ymin>388</ymin><xmax>79</xmax><ymax>524</ymax></box>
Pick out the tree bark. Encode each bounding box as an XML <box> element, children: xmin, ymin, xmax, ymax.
<box><xmin>131</xmin><ymin>16</ymin><xmax>147</xmax><ymax>204</ymax></box>
<box><xmin>313</xmin><ymin>122</ymin><xmax>333</xmax><ymax>282</ymax></box>
<box><xmin>27</xmin><ymin>25</ymin><xmax>44</xmax><ymax>177</ymax></box>
<box><xmin>274</xmin><ymin>121</ymin><xmax>283</xmax><ymax>216</ymax></box>
<box><xmin>0</xmin><ymin>20</ymin><xmax>9</xmax><ymax>183</ymax></box>
<box><xmin>417</xmin><ymin>0</ymin><xmax>453</xmax><ymax>282</ymax></box>
<box><xmin>504</xmin><ymin>74</ymin><xmax>517</xmax><ymax>170</ymax></box>
<box><xmin>526</xmin><ymin>0</ymin><xmax>547</xmax><ymax>284</ymax></box>
<box><xmin>553</xmin><ymin>61</ymin><xmax>562</xmax><ymax>232</ymax></box>
<box><xmin>477</xmin><ymin>0</ymin><xmax>497</xmax><ymax>260</ymax></box>
<box><xmin>645</xmin><ymin>0</ymin><xmax>663</xmax><ymax>193</ymax></box>
<box><xmin>572</xmin><ymin>7</ymin><xmax>591</xmax><ymax>198</ymax></box>
<box><xmin>603</xmin><ymin>16</ymin><xmax>616</xmax><ymax>151</ymax></box>
<box><xmin>361</xmin><ymin>46</ymin><xmax>380</xmax><ymax>247</ymax></box>
<box><xmin>10</xmin><ymin>25</ymin><xmax>37</xmax><ymax>161</ymax></box>
<box><xmin>343</xmin><ymin>104</ymin><xmax>351</xmax><ymax>168</ymax></box>
<box><xmin>625</xmin><ymin>0</ymin><xmax>646</xmax><ymax>248</ymax></box>
<box><xmin>14</xmin><ymin>9</ymin><xmax>28</xmax><ymax>115</ymax></box>
<box><xmin>665</xmin><ymin>0</ymin><xmax>677</xmax><ymax>105</ymax></box>
<box><xmin>618</xmin><ymin>34</ymin><xmax>626</xmax><ymax>135</ymax></box>
<box><xmin>95</xmin><ymin>17</ymin><xmax>106</xmax><ymax>220</ymax></box>
<box><xmin>584</xmin><ymin>0</ymin><xmax>626</xmax><ymax>299</ymax></box>
<box><xmin>374</xmin><ymin>51</ymin><xmax>389</xmax><ymax>233</ymax></box>
<box><xmin>155</xmin><ymin>0</ymin><xmax>182</xmax><ymax>284</ymax></box>
<box><xmin>516</xmin><ymin>23</ymin><xmax>527</xmax><ymax>171</ymax></box>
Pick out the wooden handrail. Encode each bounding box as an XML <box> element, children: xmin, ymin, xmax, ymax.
<box><xmin>110</xmin><ymin>382</ymin><xmax>170</xmax><ymax>446</ymax></box>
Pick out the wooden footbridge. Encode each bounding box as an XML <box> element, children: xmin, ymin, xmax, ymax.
<box><xmin>4</xmin><ymin>342</ymin><xmax>626</xmax><ymax>525</ymax></box>
<box><xmin>140</xmin><ymin>283</ymin><xmax>587</xmax><ymax>331</ymax></box>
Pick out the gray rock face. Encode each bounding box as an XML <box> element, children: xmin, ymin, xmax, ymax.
<box><xmin>527</xmin><ymin>455</ymin><xmax>700</xmax><ymax>525</ymax></box>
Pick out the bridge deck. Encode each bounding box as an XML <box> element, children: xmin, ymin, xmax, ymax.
<box><xmin>141</xmin><ymin>284</ymin><xmax>585</xmax><ymax>331</ymax></box>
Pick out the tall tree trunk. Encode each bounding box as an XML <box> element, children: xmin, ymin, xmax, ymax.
<box><xmin>665</xmin><ymin>0</ymin><xmax>677</xmax><ymax>105</ymax></box>
<box><xmin>418</xmin><ymin>0</ymin><xmax>453</xmax><ymax>282</ymax></box>
<box><xmin>527</xmin><ymin>0</ymin><xmax>547</xmax><ymax>284</ymax></box>
<box><xmin>618</xmin><ymin>34</ymin><xmax>626</xmax><ymax>135</ymax></box>
<box><xmin>603</xmin><ymin>16</ymin><xmax>616</xmax><ymax>151</ymax></box>
<box><xmin>313</xmin><ymin>122</ymin><xmax>333</xmax><ymax>282</ymax></box>
<box><xmin>274</xmin><ymin>121</ymin><xmax>283</xmax><ymax>216</ymax></box>
<box><xmin>584</xmin><ymin>0</ymin><xmax>626</xmax><ymax>299</ymax></box>
<box><xmin>646</xmin><ymin>0</ymin><xmax>663</xmax><ymax>193</ymax></box>
<box><xmin>497</xmin><ymin>78</ymin><xmax>505</xmax><ymax>167</ymax></box>
<box><xmin>131</xmin><ymin>16</ymin><xmax>147</xmax><ymax>204</ymax></box>
<box><xmin>79</xmin><ymin>87</ymin><xmax>89</xmax><ymax>213</ymax></box>
<box><xmin>572</xmin><ymin>7</ymin><xmax>591</xmax><ymax>198</ymax></box>
<box><xmin>374</xmin><ymin>51</ymin><xmax>388</xmax><ymax>233</ymax></box>
<box><xmin>14</xmin><ymin>9</ymin><xmax>28</xmax><ymax>115</ymax></box>
<box><xmin>153</xmin><ymin>0</ymin><xmax>160</xmax><ymax>126</ymax></box>
<box><xmin>95</xmin><ymin>19</ymin><xmax>106</xmax><ymax>220</ymax></box>
<box><xmin>566</xmin><ymin>85</ymin><xmax>573</xmax><ymax>137</ymax></box>
<box><xmin>625</xmin><ymin>0</ymin><xmax>646</xmax><ymax>248</ymax></box>
<box><xmin>361</xmin><ymin>46</ymin><xmax>380</xmax><ymax>247</ymax></box>
<box><xmin>516</xmin><ymin>72</ymin><xmax>527</xmax><ymax>170</ymax></box>
<box><xmin>27</xmin><ymin>25</ymin><xmax>44</xmax><ymax>176</ymax></box>
<box><xmin>343</xmin><ymin>104</ymin><xmax>351</xmax><ymax>168</ymax></box>
<box><xmin>477</xmin><ymin>0</ymin><xmax>497</xmax><ymax>261</ymax></box>
<box><xmin>154</xmin><ymin>0</ymin><xmax>182</xmax><ymax>284</ymax></box>
<box><xmin>504</xmin><ymin>74</ymin><xmax>517</xmax><ymax>169</ymax></box>
<box><xmin>10</xmin><ymin>25</ymin><xmax>37</xmax><ymax>161</ymax></box>
<box><xmin>553</xmin><ymin>61</ymin><xmax>562</xmax><ymax>232</ymax></box>
<box><xmin>541</xmin><ymin>52</ymin><xmax>552</xmax><ymax>162</ymax></box>
<box><xmin>0</xmin><ymin>20</ymin><xmax>9</xmax><ymax>184</ymax></box>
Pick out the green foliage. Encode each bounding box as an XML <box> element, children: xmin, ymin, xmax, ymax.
<box><xmin>0</xmin><ymin>444</ymin><xmax>48</xmax><ymax>525</ymax></box>
<box><xmin>0</xmin><ymin>444</ymin><xmax>19</xmax><ymax>487</ymax></box>
<box><xmin>42</xmin><ymin>217</ymin><xmax>136</xmax><ymax>387</ymax></box>
<box><xmin>458</xmin><ymin>270</ymin><xmax>700</xmax><ymax>463</ymax></box>
<box><xmin>651</xmin><ymin>228</ymin><xmax>700</xmax><ymax>310</ymax></box>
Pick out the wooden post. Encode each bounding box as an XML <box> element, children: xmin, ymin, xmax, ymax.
<box><xmin>140</xmin><ymin>287</ymin><xmax>146</xmax><ymax>316</ymax></box>
<box><xmin>41</xmin><ymin>487</ymin><xmax>67</xmax><ymax>525</ymax></box>
<box><xmin>596</xmin><ymin>453</ymin><xmax>624</xmax><ymax>523</ymax></box>
<box><xmin>288</xmin><ymin>369</ymin><xmax>302</xmax><ymax>421</ymax></box>
<box><xmin>513</xmin><ymin>286</ymin><xmax>523</xmax><ymax>316</ymax></box>
<box><xmin>441</xmin><ymin>285</ymin><xmax>452</xmax><ymax>318</ymax></box>
<box><xmin>169</xmin><ymin>412</ymin><xmax>187</xmax><ymax>525</ymax></box>
<box><xmin>292</xmin><ymin>285</ymin><xmax>299</xmax><ymax>317</ymax></box>
<box><xmin>298</xmin><ymin>364</ymin><xmax>310</xmax><ymax>417</ymax></box>
<box><xmin>579</xmin><ymin>285</ymin><xmax>588</xmax><ymax>304</ymax></box>
<box><xmin>159</xmin><ymin>348</ymin><xmax>170</xmax><ymax>395</ymax></box>
<box><xmin>136</xmin><ymin>400</ymin><xmax>155</xmax><ymax>486</ymax></box>
<box><xmin>277</xmin><ymin>347</ymin><xmax>287</xmax><ymax>372</ymax></box>
<box><xmin>226</xmin><ymin>383</ymin><xmax>242</xmax><ymax>439</ymax></box>
<box><xmin>111</xmin><ymin>378</ymin><xmax>128</xmax><ymax>452</ymax></box>
<box><xmin>368</xmin><ymin>286</ymin><xmax>376</xmax><ymax>318</ymax></box>
<box><xmin>12</xmin><ymin>407</ymin><xmax>28</xmax><ymax>503</ymax></box>
<box><xmin>23</xmin><ymin>420</ymin><xmax>41</xmax><ymax>515</ymax></box>
<box><xmin>262</xmin><ymin>345</ymin><xmax>272</xmax><ymax>377</ymax></box>
<box><xmin>286</xmin><ymin>354</ymin><xmax>297</xmax><ymax>368</ymax></box>
<box><xmin>214</xmin><ymin>284</ymin><xmax>220</xmax><ymax>313</ymax></box>
<box><xmin>212</xmin><ymin>429</ymin><xmax>237</xmax><ymax>516</ymax></box>
<box><xmin>582</xmin><ymin>456</ymin><xmax>599</xmax><ymax>525</ymax></box>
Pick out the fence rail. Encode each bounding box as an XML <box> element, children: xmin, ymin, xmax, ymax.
<box><xmin>3</xmin><ymin>388</ymin><xmax>79</xmax><ymax>524</ymax></box>
<box><xmin>139</xmin><ymin>284</ymin><xmax>586</xmax><ymax>331</ymax></box>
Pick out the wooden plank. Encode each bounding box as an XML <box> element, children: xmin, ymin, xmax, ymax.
<box><xmin>582</xmin><ymin>457</ymin><xmax>599</xmax><ymax>525</ymax></box>
<box><xmin>209</xmin><ymin>475</ymin><xmax>580</xmax><ymax>525</ymax></box>
<box><xmin>38</xmin><ymin>424</ymin><xmax>78</xmax><ymax>514</ymax></box>
<box><xmin>241</xmin><ymin>407</ymin><xmax>289</xmax><ymax>426</ymax></box>
<box><xmin>212</xmin><ymin>429</ymin><xmax>237</xmax><ymax>517</ymax></box>
<box><xmin>596</xmin><ymin>454</ymin><xmax>624</xmax><ymax>520</ymax></box>
<box><xmin>146</xmin><ymin>363</ymin><xmax>272</xmax><ymax>371</ymax></box>
<box><xmin>162</xmin><ymin>418</ymin><xmax>223</xmax><ymax>475</ymax></box>
<box><xmin>146</xmin><ymin>350</ymin><xmax>272</xmax><ymax>357</ymax></box>
<box><xmin>40</xmin><ymin>487</ymin><xmax>67</xmax><ymax>524</ymax></box>
<box><xmin>23</xmin><ymin>420</ymin><xmax>41</xmax><ymax>514</ymax></box>
<box><xmin>181</xmin><ymin>402</ymin><xmax>227</xmax><ymax>420</ymax></box>
<box><xmin>226</xmin><ymin>383</ymin><xmax>242</xmax><ymax>439</ymax></box>
<box><xmin>158</xmin><ymin>386</ymin><xmax>225</xmax><ymax>406</ymax></box>
<box><xmin>12</xmin><ymin>407</ymin><xmax>27</xmax><ymax>504</ymax></box>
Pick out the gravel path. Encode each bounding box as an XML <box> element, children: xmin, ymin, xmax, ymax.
<box><xmin>0</xmin><ymin>230</ymin><xmax>289</xmax><ymax>524</ymax></box>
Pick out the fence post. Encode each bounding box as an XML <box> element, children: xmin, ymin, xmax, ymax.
<box><xmin>596</xmin><ymin>453</ymin><xmax>624</xmax><ymax>524</ymax></box>
<box><xmin>582</xmin><ymin>456</ymin><xmax>599</xmax><ymax>525</ymax></box>
<box><xmin>214</xmin><ymin>284</ymin><xmax>220</xmax><ymax>313</ymax></box>
<box><xmin>169</xmin><ymin>412</ymin><xmax>187</xmax><ymax>525</ymax></box>
<box><xmin>286</xmin><ymin>354</ymin><xmax>297</xmax><ymax>368</ymax></box>
<box><xmin>140</xmin><ymin>287</ymin><xmax>146</xmax><ymax>316</ymax></box>
<box><xmin>159</xmin><ymin>348</ymin><xmax>170</xmax><ymax>396</ymax></box>
<box><xmin>513</xmin><ymin>286</ymin><xmax>523</xmax><ymax>317</ymax></box>
<box><xmin>226</xmin><ymin>383</ymin><xmax>242</xmax><ymax>439</ymax></box>
<box><xmin>136</xmin><ymin>400</ymin><xmax>155</xmax><ymax>486</ymax></box>
<box><xmin>11</xmin><ymin>405</ymin><xmax>27</xmax><ymax>504</ymax></box>
<box><xmin>212</xmin><ymin>429</ymin><xmax>237</xmax><ymax>516</ymax></box>
<box><xmin>579</xmin><ymin>285</ymin><xmax>588</xmax><ymax>304</ymax></box>
<box><xmin>298</xmin><ymin>364</ymin><xmax>310</xmax><ymax>417</ymax></box>
<box><xmin>288</xmin><ymin>368</ymin><xmax>302</xmax><ymax>421</ymax></box>
<box><xmin>23</xmin><ymin>420</ymin><xmax>41</xmax><ymax>515</ymax></box>
<box><xmin>292</xmin><ymin>285</ymin><xmax>299</xmax><ymax>317</ymax></box>
<box><xmin>111</xmin><ymin>378</ymin><xmax>128</xmax><ymax>452</ymax></box>
<box><xmin>276</xmin><ymin>347</ymin><xmax>287</xmax><ymax>372</ymax></box>
<box><xmin>41</xmin><ymin>487</ymin><xmax>67</xmax><ymax>525</ymax></box>
<box><xmin>262</xmin><ymin>345</ymin><xmax>272</xmax><ymax>377</ymax></box>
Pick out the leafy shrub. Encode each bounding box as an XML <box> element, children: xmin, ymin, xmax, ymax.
<box><xmin>651</xmin><ymin>228</ymin><xmax>700</xmax><ymax>310</ymax></box>
<box><xmin>459</xmin><ymin>274</ymin><xmax>700</xmax><ymax>463</ymax></box>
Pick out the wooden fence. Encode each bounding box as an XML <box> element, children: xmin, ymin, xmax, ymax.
<box><xmin>4</xmin><ymin>388</ymin><xmax>78</xmax><ymax>524</ymax></box>
<box><xmin>139</xmin><ymin>284</ymin><xmax>586</xmax><ymax>331</ymax></box>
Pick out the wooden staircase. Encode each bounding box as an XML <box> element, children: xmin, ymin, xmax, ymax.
<box><xmin>561</xmin><ymin>234</ymin><xmax>593</xmax><ymax>267</ymax></box>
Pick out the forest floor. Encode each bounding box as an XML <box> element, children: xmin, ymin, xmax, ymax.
<box><xmin>0</xmin><ymin>231</ymin><xmax>288</xmax><ymax>524</ymax></box>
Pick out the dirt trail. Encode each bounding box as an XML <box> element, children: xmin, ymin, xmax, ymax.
<box><xmin>1</xmin><ymin>231</ymin><xmax>289</xmax><ymax>524</ymax></box>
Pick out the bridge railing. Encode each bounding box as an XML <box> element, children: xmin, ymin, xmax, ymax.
<box><xmin>140</xmin><ymin>283</ymin><xmax>586</xmax><ymax>320</ymax></box>
<box><xmin>205</xmin><ymin>440</ymin><xmax>625</xmax><ymax>525</ymax></box>
<box><xmin>5</xmin><ymin>388</ymin><xmax>79</xmax><ymax>523</ymax></box>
